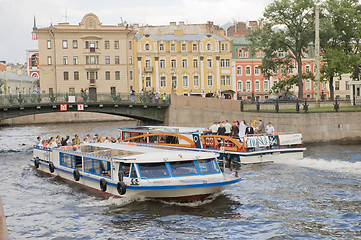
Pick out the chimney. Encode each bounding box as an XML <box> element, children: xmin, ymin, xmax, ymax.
<box><xmin>170</xmin><ymin>22</ymin><xmax>176</xmax><ymax>27</ymax></box>
<box><xmin>179</xmin><ymin>21</ymin><xmax>185</xmax><ymax>27</ymax></box>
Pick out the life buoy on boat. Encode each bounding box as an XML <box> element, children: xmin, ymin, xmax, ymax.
<box><xmin>73</xmin><ymin>169</ymin><xmax>80</xmax><ymax>181</ymax></box>
<box><xmin>49</xmin><ymin>162</ymin><xmax>55</xmax><ymax>173</ymax></box>
<box><xmin>117</xmin><ymin>181</ymin><xmax>126</xmax><ymax>195</ymax></box>
<box><xmin>34</xmin><ymin>157</ymin><xmax>40</xmax><ymax>169</ymax></box>
<box><xmin>100</xmin><ymin>178</ymin><xmax>107</xmax><ymax>192</ymax></box>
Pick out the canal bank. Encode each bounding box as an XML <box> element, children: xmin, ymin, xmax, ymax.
<box><xmin>166</xmin><ymin>95</ymin><xmax>361</xmax><ymax>144</ymax></box>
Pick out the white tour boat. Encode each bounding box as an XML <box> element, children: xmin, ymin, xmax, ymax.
<box><xmin>31</xmin><ymin>142</ymin><xmax>241</xmax><ymax>202</ymax></box>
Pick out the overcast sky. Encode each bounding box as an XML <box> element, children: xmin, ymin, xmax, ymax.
<box><xmin>0</xmin><ymin>0</ymin><xmax>273</xmax><ymax>64</ymax></box>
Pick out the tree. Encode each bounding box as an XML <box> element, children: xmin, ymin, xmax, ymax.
<box><xmin>247</xmin><ymin>0</ymin><xmax>316</xmax><ymax>99</ymax></box>
<box><xmin>321</xmin><ymin>0</ymin><xmax>361</xmax><ymax>100</ymax></box>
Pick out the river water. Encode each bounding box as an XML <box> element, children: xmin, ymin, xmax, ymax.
<box><xmin>0</xmin><ymin>122</ymin><xmax>360</xmax><ymax>239</ymax></box>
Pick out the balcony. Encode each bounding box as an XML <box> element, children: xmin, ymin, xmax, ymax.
<box><xmin>144</xmin><ymin>67</ymin><xmax>153</xmax><ymax>73</ymax></box>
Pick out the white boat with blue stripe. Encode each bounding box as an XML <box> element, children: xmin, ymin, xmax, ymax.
<box><xmin>31</xmin><ymin>142</ymin><xmax>241</xmax><ymax>202</ymax></box>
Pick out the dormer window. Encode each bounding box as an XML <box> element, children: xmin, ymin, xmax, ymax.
<box><xmin>145</xmin><ymin>43</ymin><xmax>150</xmax><ymax>50</ymax></box>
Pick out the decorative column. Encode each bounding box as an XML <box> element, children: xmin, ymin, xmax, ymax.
<box><xmin>216</xmin><ymin>56</ymin><xmax>220</xmax><ymax>96</ymax></box>
<box><xmin>154</xmin><ymin>57</ymin><xmax>160</xmax><ymax>93</ymax></box>
<box><xmin>137</xmin><ymin>57</ymin><xmax>142</xmax><ymax>92</ymax></box>
<box><xmin>200</xmin><ymin>56</ymin><xmax>205</xmax><ymax>94</ymax></box>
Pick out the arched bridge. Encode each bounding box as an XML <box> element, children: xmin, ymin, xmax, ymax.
<box><xmin>0</xmin><ymin>93</ymin><xmax>170</xmax><ymax>123</ymax></box>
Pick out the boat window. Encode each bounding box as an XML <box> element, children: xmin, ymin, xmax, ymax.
<box><xmin>165</xmin><ymin>135</ymin><xmax>179</xmax><ymax>144</ymax></box>
<box><xmin>60</xmin><ymin>153</ymin><xmax>76</xmax><ymax>168</ymax></box>
<box><xmin>197</xmin><ymin>158</ymin><xmax>220</xmax><ymax>174</ymax></box>
<box><xmin>130</xmin><ymin>163</ymin><xmax>138</xmax><ymax>178</ymax></box>
<box><xmin>84</xmin><ymin>157</ymin><xmax>111</xmax><ymax>178</ymax></box>
<box><xmin>138</xmin><ymin>163</ymin><xmax>169</xmax><ymax>178</ymax></box>
<box><xmin>169</xmin><ymin>161</ymin><xmax>198</xmax><ymax>176</ymax></box>
<box><xmin>119</xmin><ymin>163</ymin><xmax>131</xmax><ymax>177</ymax></box>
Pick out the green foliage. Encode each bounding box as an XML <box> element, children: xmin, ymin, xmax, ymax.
<box><xmin>247</xmin><ymin>0</ymin><xmax>316</xmax><ymax>99</ymax></box>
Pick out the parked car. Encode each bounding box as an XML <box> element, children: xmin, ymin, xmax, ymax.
<box><xmin>259</xmin><ymin>94</ymin><xmax>298</xmax><ymax>103</ymax></box>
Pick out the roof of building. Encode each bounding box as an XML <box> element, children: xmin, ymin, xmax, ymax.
<box><xmin>229</xmin><ymin>37</ymin><xmax>250</xmax><ymax>45</ymax></box>
<box><xmin>135</xmin><ymin>33</ymin><xmax>227</xmax><ymax>42</ymax></box>
<box><xmin>0</xmin><ymin>71</ymin><xmax>37</xmax><ymax>82</ymax></box>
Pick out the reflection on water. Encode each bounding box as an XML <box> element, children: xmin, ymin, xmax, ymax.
<box><xmin>0</xmin><ymin>122</ymin><xmax>360</xmax><ymax>239</ymax></box>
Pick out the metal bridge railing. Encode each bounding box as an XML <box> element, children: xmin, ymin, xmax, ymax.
<box><xmin>0</xmin><ymin>93</ymin><xmax>171</xmax><ymax>107</ymax></box>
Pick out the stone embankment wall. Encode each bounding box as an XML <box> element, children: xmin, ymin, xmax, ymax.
<box><xmin>0</xmin><ymin>112</ymin><xmax>132</xmax><ymax>126</ymax></box>
<box><xmin>166</xmin><ymin>95</ymin><xmax>361</xmax><ymax>144</ymax></box>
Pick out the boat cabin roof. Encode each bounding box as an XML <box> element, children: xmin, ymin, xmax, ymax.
<box><xmin>118</xmin><ymin>125</ymin><xmax>206</xmax><ymax>134</ymax></box>
<box><xmin>60</xmin><ymin>142</ymin><xmax>217</xmax><ymax>163</ymax></box>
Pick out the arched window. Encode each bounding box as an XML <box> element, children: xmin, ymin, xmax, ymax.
<box><xmin>31</xmin><ymin>54</ymin><xmax>37</xmax><ymax>67</ymax></box>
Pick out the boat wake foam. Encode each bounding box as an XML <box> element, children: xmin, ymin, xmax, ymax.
<box><xmin>273</xmin><ymin>157</ymin><xmax>361</xmax><ymax>175</ymax></box>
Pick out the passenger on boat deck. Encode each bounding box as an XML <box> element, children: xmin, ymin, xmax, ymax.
<box><xmin>238</xmin><ymin>120</ymin><xmax>247</xmax><ymax>139</ymax></box>
<box><xmin>258</xmin><ymin>119</ymin><xmax>266</xmax><ymax>134</ymax></box>
<box><xmin>104</xmin><ymin>137</ymin><xmax>110</xmax><ymax>143</ymax></box>
<box><xmin>86</xmin><ymin>134</ymin><xmax>92</xmax><ymax>143</ymax></box>
<box><xmin>49</xmin><ymin>138</ymin><xmax>58</xmax><ymax>148</ymax></box>
<box><xmin>61</xmin><ymin>136</ymin><xmax>69</xmax><ymax>146</ymax></box>
<box><xmin>217</xmin><ymin>123</ymin><xmax>226</xmax><ymax>135</ymax></box>
<box><xmin>71</xmin><ymin>138</ymin><xmax>77</xmax><ymax>146</ymax></box>
<box><xmin>265</xmin><ymin>122</ymin><xmax>275</xmax><ymax>135</ymax></box>
<box><xmin>111</xmin><ymin>137</ymin><xmax>117</xmax><ymax>143</ymax></box>
<box><xmin>117</xmin><ymin>137</ymin><xmax>122</xmax><ymax>143</ymax></box>
<box><xmin>210</xmin><ymin>122</ymin><xmax>219</xmax><ymax>134</ymax></box>
<box><xmin>55</xmin><ymin>135</ymin><xmax>61</xmax><ymax>146</ymax></box>
<box><xmin>74</xmin><ymin>134</ymin><xmax>81</xmax><ymax>145</ymax></box>
<box><xmin>224</xmin><ymin>120</ymin><xmax>232</xmax><ymax>136</ymax></box>
<box><xmin>36</xmin><ymin>137</ymin><xmax>41</xmax><ymax>146</ymax></box>
<box><xmin>231</xmin><ymin>122</ymin><xmax>239</xmax><ymax>138</ymax></box>
<box><xmin>83</xmin><ymin>137</ymin><xmax>89</xmax><ymax>144</ymax></box>
<box><xmin>245</xmin><ymin>123</ymin><xmax>255</xmax><ymax>135</ymax></box>
<box><xmin>41</xmin><ymin>140</ymin><xmax>47</xmax><ymax>147</ymax></box>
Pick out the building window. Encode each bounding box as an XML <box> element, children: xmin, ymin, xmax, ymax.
<box><xmin>160</xmin><ymin>59</ymin><xmax>166</xmax><ymax>69</ymax></box>
<box><xmin>246</xmin><ymin>81</ymin><xmax>251</xmax><ymax>92</ymax></box>
<box><xmin>105</xmin><ymin>41</ymin><xmax>110</xmax><ymax>49</ymax></box>
<box><xmin>145</xmin><ymin>59</ymin><xmax>151</xmax><ymax>68</ymax></box>
<box><xmin>305</xmin><ymin>65</ymin><xmax>311</xmax><ymax>73</ymax></box>
<box><xmin>237</xmin><ymin>81</ymin><xmax>243</xmax><ymax>92</ymax></box>
<box><xmin>206</xmin><ymin>43</ymin><xmax>212</xmax><ymax>51</ymax></box>
<box><xmin>31</xmin><ymin>55</ymin><xmax>37</xmax><ymax>67</ymax></box>
<box><xmin>221</xmin><ymin>76</ymin><xmax>226</xmax><ymax>86</ymax></box>
<box><xmin>221</xmin><ymin>43</ymin><xmax>228</xmax><ymax>51</ymax></box>
<box><xmin>115</xmin><ymin>56</ymin><xmax>120</xmax><ymax>64</ymax></box>
<box><xmin>193</xmin><ymin>59</ymin><xmax>198</xmax><ymax>68</ymax></box>
<box><xmin>47</xmin><ymin>40</ymin><xmax>51</xmax><ymax>49</ymax></box>
<box><xmin>63</xmin><ymin>56</ymin><xmax>68</xmax><ymax>65</ymax></box>
<box><xmin>72</xmin><ymin>40</ymin><xmax>78</xmax><ymax>49</ymax></box>
<box><xmin>105</xmin><ymin>56</ymin><xmax>110</xmax><ymax>64</ymax></box>
<box><xmin>73</xmin><ymin>56</ymin><xmax>78</xmax><ymax>65</ymax></box>
<box><xmin>145</xmin><ymin>77</ymin><xmax>151</xmax><ymax>88</ymax></box>
<box><xmin>159</xmin><ymin>43</ymin><xmax>164</xmax><ymax>51</ymax></box>
<box><xmin>74</xmin><ymin>71</ymin><xmax>79</xmax><ymax>80</ymax></box>
<box><xmin>226</xmin><ymin>75</ymin><xmax>231</xmax><ymax>86</ymax></box>
<box><xmin>306</xmin><ymin>79</ymin><xmax>311</xmax><ymax>90</ymax></box>
<box><xmin>281</xmin><ymin>65</ymin><xmax>287</xmax><ymax>75</ymax></box>
<box><xmin>193</xmin><ymin>75</ymin><xmax>199</xmax><ymax>87</ymax></box>
<box><xmin>193</xmin><ymin>43</ymin><xmax>198</xmax><ymax>51</ymax></box>
<box><xmin>171</xmin><ymin>59</ymin><xmax>177</xmax><ymax>69</ymax></box>
<box><xmin>172</xmin><ymin>76</ymin><xmax>177</xmax><ymax>89</ymax></box>
<box><xmin>288</xmin><ymin>66</ymin><xmax>294</xmax><ymax>74</ymax></box>
<box><xmin>145</xmin><ymin>43</ymin><xmax>150</xmax><ymax>51</ymax></box>
<box><xmin>244</xmin><ymin>50</ymin><xmax>248</xmax><ymax>58</ymax></box>
<box><xmin>171</xmin><ymin>43</ymin><xmax>175</xmax><ymax>51</ymax></box>
<box><xmin>129</xmin><ymin>71</ymin><xmax>133</xmax><ymax>80</ymax></box>
<box><xmin>62</xmin><ymin>40</ymin><xmax>68</xmax><ymax>49</ymax></box>
<box><xmin>255</xmin><ymin>80</ymin><xmax>260</xmax><ymax>91</ymax></box>
<box><xmin>182</xmin><ymin>59</ymin><xmax>188</xmax><ymax>69</ymax></box>
<box><xmin>105</xmin><ymin>71</ymin><xmax>111</xmax><ymax>80</ymax></box>
<box><xmin>207</xmin><ymin>59</ymin><xmax>212</xmax><ymax>68</ymax></box>
<box><xmin>263</xmin><ymin>80</ymin><xmax>269</xmax><ymax>92</ymax></box>
<box><xmin>69</xmin><ymin>88</ymin><xmax>75</xmax><ymax>95</ymax></box>
<box><xmin>64</xmin><ymin>72</ymin><xmax>69</xmax><ymax>80</ymax></box>
<box><xmin>255</xmin><ymin>66</ymin><xmax>260</xmax><ymax>75</ymax></box>
<box><xmin>273</xmin><ymin>66</ymin><xmax>278</xmax><ymax>75</ymax></box>
<box><xmin>115</xmin><ymin>71</ymin><xmax>120</xmax><ymax>80</ymax></box>
<box><xmin>278</xmin><ymin>51</ymin><xmax>286</xmax><ymax>58</ymax></box>
<box><xmin>246</xmin><ymin>66</ymin><xmax>251</xmax><ymax>75</ymax></box>
<box><xmin>207</xmin><ymin>75</ymin><xmax>213</xmax><ymax>87</ymax></box>
<box><xmin>335</xmin><ymin>80</ymin><xmax>340</xmax><ymax>90</ymax></box>
<box><xmin>160</xmin><ymin>76</ymin><xmax>166</xmax><ymax>88</ymax></box>
<box><xmin>221</xmin><ymin>59</ymin><xmax>230</xmax><ymax>68</ymax></box>
<box><xmin>182</xmin><ymin>43</ymin><xmax>186</xmax><ymax>51</ymax></box>
<box><xmin>182</xmin><ymin>75</ymin><xmax>189</xmax><ymax>87</ymax></box>
<box><xmin>114</xmin><ymin>41</ymin><xmax>119</xmax><ymax>49</ymax></box>
<box><xmin>47</xmin><ymin>56</ymin><xmax>52</xmax><ymax>65</ymax></box>
<box><xmin>237</xmin><ymin>66</ymin><xmax>242</xmax><ymax>76</ymax></box>
<box><xmin>129</xmin><ymin>41</ymin><xmax>132</xmax><ymax>49</ymax></box>
<box><xmin>345</xmin><ymin>81</ymin><xmax>350</xmax><ymax>90</ymax></box>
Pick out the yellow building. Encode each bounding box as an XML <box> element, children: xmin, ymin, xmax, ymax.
<box><xmin>134</xmin><ymin>29</ymin><xmax>233</xmax><ymax>98</ymax></box>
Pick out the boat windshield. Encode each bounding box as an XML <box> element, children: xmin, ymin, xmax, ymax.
<box><xmin>138</xmin><ymin>163</ymin><xmax>170</xmax><ymax>178</ymax></box>
<box><xmin>169</xmin><ymin>161</ymin><xmax>198</xmax><ymax>176</ymax></box>
<box><xmin>197</xmin><ymin>158</ymin><xmax>220</xmax><ymax>174</ymax></box>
